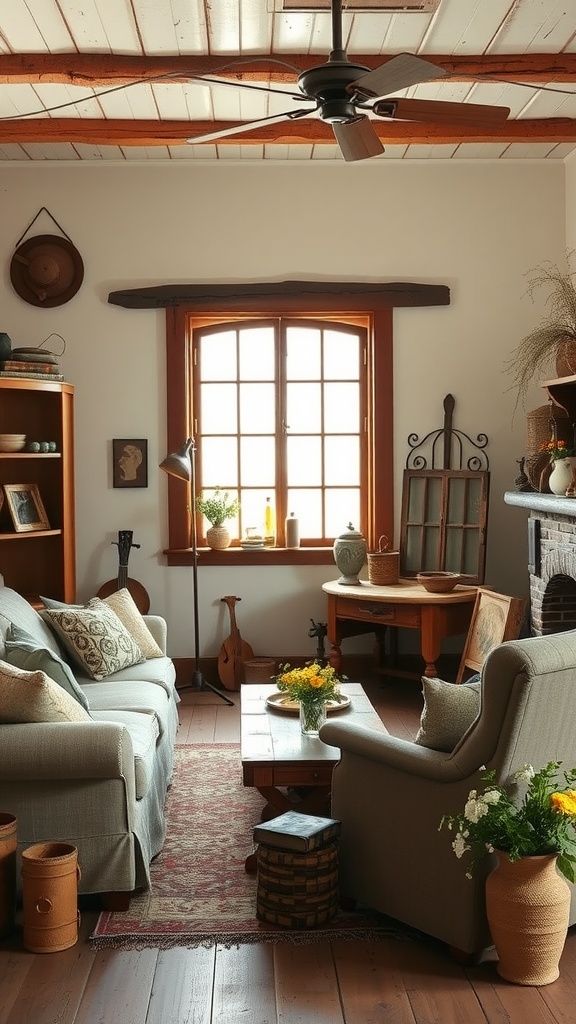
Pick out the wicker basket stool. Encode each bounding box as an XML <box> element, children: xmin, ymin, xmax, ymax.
<box><xmin>256</xmin><ymin>841</ymin><xmax>339</xmax><ymax>928</ymax></box>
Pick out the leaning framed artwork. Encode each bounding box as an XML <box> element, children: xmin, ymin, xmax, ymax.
<box><xmin>112</xmin><ymin>439</ymin><xmax>148</xmax><ymax>489</ymax></box>
<box><xmin>3</xmin><ymin>483</ymin><xmax>50</xmax><ymax>533</ymax></box>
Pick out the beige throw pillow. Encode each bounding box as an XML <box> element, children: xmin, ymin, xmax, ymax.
<box><xmin>99</xmin><ymin>590</ymin><xmax>163</xmax><ymax>659</ymax></box>
<box><xmin>415</xmin><ymin>677</ymin><xmax>481</xmax><ymax>753</ymax></box>
<box><xmin>43</xmin><ymin>602</ymin><xmax>145</xmax><ymax>681</ymax></box>
<box><xmin>0</xmin><ymin>660</ymin><xmax>92</xmax><ymax>723</ymax></box>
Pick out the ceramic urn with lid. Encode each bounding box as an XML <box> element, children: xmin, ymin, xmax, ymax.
<box><xmin>333</xmin><ymin>522</ymin><xmax>367</xmax><ymax>586</ymax></box>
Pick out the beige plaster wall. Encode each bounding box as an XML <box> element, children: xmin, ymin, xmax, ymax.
<box><xmin>0</xmin><ymin>160</ymin><xmax>566</xmax><ymax>659</ymax></box>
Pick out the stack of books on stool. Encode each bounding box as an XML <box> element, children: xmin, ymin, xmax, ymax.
<box><xmin>253</xmin><ymin>810</ymin><xmax>341</xmax><ymax>929</ymax></box>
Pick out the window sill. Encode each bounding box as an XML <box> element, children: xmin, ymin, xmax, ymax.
<box><xmin>163</xmin><ymin>547</ymin><xmax>335</xmax><ymax>567</ymax></box>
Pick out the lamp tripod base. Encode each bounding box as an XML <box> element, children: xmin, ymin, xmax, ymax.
<box><xmin>178</xmin><ymin>669</ymin><xmax>235</xmax><ymax>706</ymax></box>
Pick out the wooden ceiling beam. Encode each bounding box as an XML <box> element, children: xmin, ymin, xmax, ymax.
<box><xmin>1</xmin><ymin>117</ymin><xmax>575</xmax><ymax>147</ymax></box>
<box><xmin>0</xmin><ymin>52</ymin><xmax>576</xmax><ymax>86</ymax></box>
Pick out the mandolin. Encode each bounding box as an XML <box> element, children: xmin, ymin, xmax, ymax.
<box><xmin>96</xmin><ymin>530</ymin><xmax>150</xmax><ymax>614</ymax></box>
<box><xmin>218</xmin><ymin>595</ymin><xmax>254</xmax><ymax>691</ymax></box>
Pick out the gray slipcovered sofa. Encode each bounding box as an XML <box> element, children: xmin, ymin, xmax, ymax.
<box><xmin>0</xmin><ymin>584</ymin><xmax>179</xmax><ymax>904</ymax></box>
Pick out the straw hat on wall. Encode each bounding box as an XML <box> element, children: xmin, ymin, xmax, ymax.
<box><xmin>10</xmin><ymin>234</ymin><xmax>84</xmax><ymax>307</ymax></box>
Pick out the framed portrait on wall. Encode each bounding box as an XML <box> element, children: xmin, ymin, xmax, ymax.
<box><xmin>113</xmin><ymin>439</ymin><xmax>148</xmax><ymax>489</ymax></box>
<box><xmin>4</xmin><ymin>483</ymin><xmax>50</xmax><ymax>533</ymax></box>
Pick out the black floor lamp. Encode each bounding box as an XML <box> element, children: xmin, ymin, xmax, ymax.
<box><xmin>160</xmin><ymin>437</ymin><xmax>234</xmax><ymax>706</ymax></box>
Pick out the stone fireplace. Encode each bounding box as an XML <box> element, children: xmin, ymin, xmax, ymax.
<box><xmin>505</xmin><ymin>492</ymin><xmax>576</xmax><ymax>636</ymax></box>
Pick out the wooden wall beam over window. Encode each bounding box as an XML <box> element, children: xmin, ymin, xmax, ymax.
<box><xmin>108</xmin><ymin>281</ymin><xmax>450</xmax><ymax>310</ymax></box>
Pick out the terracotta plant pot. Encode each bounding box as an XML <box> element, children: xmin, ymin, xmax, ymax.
<box><xmin>485</xmin><ymin>852</ymin><xmax>570</xmax><ymax>985</ymax></box>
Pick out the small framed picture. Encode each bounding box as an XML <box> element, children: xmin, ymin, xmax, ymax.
<box><xmin>113</xmin><ymin>439</ymin><xmax>148</xmax><ymax>488</ymax></box>
<box><xmin>4</xmin><ymin>483</ymin><xmax>50</xmax><ymax>533</ymax></box>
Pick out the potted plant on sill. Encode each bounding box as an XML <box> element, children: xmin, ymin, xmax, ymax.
<box><xmin>195</xmin><ymin>488</ymin><xmax>240</xmax><ymax>550</ymax></box>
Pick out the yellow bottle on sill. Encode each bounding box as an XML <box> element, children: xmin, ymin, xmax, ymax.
<box><xmin>264</xmin><ymin>496</ymin><xmax>276</xmax><ymax>547</ymax></box>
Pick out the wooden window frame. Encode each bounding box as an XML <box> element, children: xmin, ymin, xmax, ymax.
<box><xmin>164</xmin><ymin>297</ymin><xmax>394</xmax><ymax>567</ymax></box>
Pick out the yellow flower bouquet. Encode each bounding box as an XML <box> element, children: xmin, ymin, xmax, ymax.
<box><xmin>275</xmin><ymin>661</ymin><xmax>347</xmax><ymax>734</ymax></box>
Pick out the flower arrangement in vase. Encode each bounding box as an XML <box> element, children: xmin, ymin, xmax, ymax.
<box><xmin>440</xmin><ymin>762</ymin><xmax>576</xmax><ymax>985</ymax></box>
<box><xmin>539</xmin><ymin>439</ymin><xmax>576</xmax><ymax>496</ymax></box>
<box><xmin>274</xmin><ymin>661</ymin><xmax>347</xmax><ymax>735</ymax></box>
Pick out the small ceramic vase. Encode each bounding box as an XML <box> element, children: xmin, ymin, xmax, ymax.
<box><xmin>333</xmin><ymin>523</ymin><xmax>367</xmax><ymax>585</ymax></box>
<box><xmin>549</xmin><ymin>457</ymin><xmax>576</xmax><ymax>496</ymax></box>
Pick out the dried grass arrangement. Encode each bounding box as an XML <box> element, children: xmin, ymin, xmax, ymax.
<box><xmin>506</xmin><ymin>253</ymin><xmax>576</xmax><ymax>409</ymax></box>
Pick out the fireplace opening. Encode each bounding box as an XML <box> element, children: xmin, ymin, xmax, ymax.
<box><xmin>540</xmin><ymin>574</ymin><xmax>576</xmax><ymax>636</ymax></box>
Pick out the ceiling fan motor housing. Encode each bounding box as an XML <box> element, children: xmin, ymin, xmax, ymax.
<box><xmin>297</xmin><ymin>61</ymin><xmax>371</xmax><ymax>122</ymax></box>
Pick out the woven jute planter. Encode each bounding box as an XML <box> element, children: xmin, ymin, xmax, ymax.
<box><xmin>21</xmin><ymin>842</ymin><xmax>80</xmax><ymax>953</ymax></box>
<box><xmin>0</xmin><ymin>812</ymin><xmax>17</xmax><ymax>940</ymax></box>
<box><xmin>485</xmin><ymin>852</ymin><xmax>570</xmax><ymax>985</ymax></box>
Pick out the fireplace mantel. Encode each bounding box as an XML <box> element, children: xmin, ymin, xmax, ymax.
<box><xmin>504</xmin><ymin>491</ymin><xmax>576</xmax><ymax>516</ymax></box>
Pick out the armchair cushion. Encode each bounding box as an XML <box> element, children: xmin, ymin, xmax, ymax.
<box><xmin>415</xmin><ymin>676</ymin><xmax>481</xmax><ymax>752</ymax></box>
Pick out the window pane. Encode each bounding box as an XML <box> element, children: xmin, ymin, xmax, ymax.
<box><xmin>465</xmin><ymin>478</ymin><xmax>482</xmax><ymax>524</ymax></box>
<box><xmin>200</xmin><ymin>330</ymin><xmax>237</xmax><ymax>380</ymax></box>
<box><xmin>326</xmin><ymin>489</ymin><xmax>360</xmax><ymax>538</ymax></box>
<box><xmin>287</xmin><ymin>436</ymin><xmax>321</xmax><ymax>485</ymax></box>
<box><xmin>286</xmin><ymin>326</ymin><xmax>321</xmax><ymax>380</ymax></box>
<box><xmin>324</xmin><ymin>383</ymin><xmax>359</xmax><ymax>433</ymax></box>
<box><xmin>325</xmin><ymin>436</ymin><xmax>359</xmax><ymax>485</ymax></box>
<box><xmin>286</xmin><ymin>383</ymin><xmax>322</xmax><ymax>433</ymax></box>
<box><xmin>422</xmin><ymin>526</ymin><xmax>440</xmax><ymax>570</ymax></box>
<box><xmin>425</xmin><ymin>478</ymin><xmax>442</xmax><ymax>523</ymax></box>
<box><xmin>240</xmin><ymin>436</ymin><xmax>275</xmax><ymax>486</ymax></box>
<box><xmin>200</xmin><ymin>438</ymin><xmax>238</xmax><ymax>487</ymax></box>
<box><xmin>240</xmin><ymin>383</ymin><xmax>276</xmax><ymax>433</ymax></box>
<box><xmin>240</xmin><ymin>489</ymin><xmax>272</xmax><ymax>538</ymax></box>
<box><xmin>239</xmin><ymin>326</ymin><xmax>275</xmax><ymax>380</ymax></box>
<box><xmin>447</xmin><ymin>478</ymin><xmax>465</xmax><ymax>524</ymax></box>
<box><xmin>201</xmin><ymin>383</ymin><xmax>237</xmax><ymax>434</ymax></box>
<box><xmin>288</xmin><ymin>488</ymin><xmax>322</xmax><ymax>538</ymax></box>
<box><xmin>324</xmin><ymin>330</ymin><xmax>360</xmax><ymax>380</ymax></box>
<box><xmin>404</xmin><ymin>525</ymin><xmax>422</xmax><ymax>572</ymax></box>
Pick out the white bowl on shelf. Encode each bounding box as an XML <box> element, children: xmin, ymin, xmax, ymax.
<box><xmin>0</xmin><ymin>434</ymin><xmax>26</xmax><ymax>452</ymax></box>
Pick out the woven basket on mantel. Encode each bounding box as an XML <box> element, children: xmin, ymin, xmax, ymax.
<box><xmin>525</xmin><ymin>403</ymin><xmax>572</xmax><ymax>491</ymax></box>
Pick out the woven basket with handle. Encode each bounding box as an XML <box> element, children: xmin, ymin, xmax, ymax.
<box><xmin>367</xmin><ymin>535</ymin><xmax>399</xmax><ymax>585</ymax></box>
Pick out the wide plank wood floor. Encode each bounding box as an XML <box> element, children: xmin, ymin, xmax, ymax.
<box><xmin>2</xmin><ymin>673</ymin><xmax>576</xmax><ymax>1024</ymax></box>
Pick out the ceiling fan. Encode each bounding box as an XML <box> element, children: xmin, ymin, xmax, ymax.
<box><xmin>186</xmin><ymin>0</ymin><xmax>510</xmax><ymax>161</ymax></box>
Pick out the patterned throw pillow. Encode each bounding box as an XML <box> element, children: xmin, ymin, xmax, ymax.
<box><xmin>4</xmin><ymin>623</ymin><xmax>91</xmax><ymax>711</ymax></box>
<box><xmin>42</xmin><ymin>602</ymin><xmax>145</xmax><ymax>681</ymax></box>
<box><xmin>98</xmin><ymin>590</ymin><xmax>163</xmax><ymax>659</ymax></box>
<box><xmin>415</xmin><ymin>677</ymin><xmax>481</xmax><ymax>752</ymax></box>
<box><xmin>0</xmin><ymin>660</ymin><xmax>92</xmax><ymax>723</ymax></box>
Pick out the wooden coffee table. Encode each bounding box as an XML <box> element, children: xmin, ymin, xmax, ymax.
<box><xmin>241</xmin><ymin>681</ymin><xmax>384</xmax><ymax>821</ymax></box>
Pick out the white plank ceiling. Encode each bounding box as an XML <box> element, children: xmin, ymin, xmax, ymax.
<box><xmin>0</xmin><ymin>0</ymin><xmax>575</xmax><ymax>162</ymax></box>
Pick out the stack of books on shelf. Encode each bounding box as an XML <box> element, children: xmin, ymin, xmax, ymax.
<box><xmin>0</xmin><ymin>348</ymin><xmax>63</xmax><ymax>382</ymax></box>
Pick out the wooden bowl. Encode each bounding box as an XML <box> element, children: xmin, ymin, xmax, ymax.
<box><xmin>416</xmin><ymin>571</ymin><xmax>461</xmax><ymax>594</ymax></box>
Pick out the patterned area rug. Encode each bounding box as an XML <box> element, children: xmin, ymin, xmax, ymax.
<box><xmin>90</xmin><ymin>743</ymin><xmax>411</xmax><ymax>950</ymax></box>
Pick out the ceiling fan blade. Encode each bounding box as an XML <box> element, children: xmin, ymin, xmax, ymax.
<box><xmin>191</xmin><ymin>75</ymin><xmax>308</xmax><ymax>104</ymax></box>
<box><xmin>348</xmin><ymin>52</ymin><xmax>446</xmax><ymax>101</ymax></box>
<box><xmin>186</xmin><ymin>109</ymin><xmax>312</xmax><ymax>145</ymax></box>
<box><xmin>374</xmin><ymin>97</ymin><xmax>511</xmax><ymax>127</ymax></box>
<box><xmin>332</xmin><ymin>118</ymin><xmax>384</xmax><ymax>162</ymax></box>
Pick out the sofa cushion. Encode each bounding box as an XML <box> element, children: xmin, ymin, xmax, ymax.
<box><xmin>81</xmin><ymin>679</ymin><xmax>171</xmax><ymax>737</ymax></box>
<box><xmin>89</xmin><ymin>709</ymin><xmax>160</xmax><ymax>799</ymax></box>
<box><xmin>415</xmin><ymin>676</ymin><xmax>481</xmax><ymax>752</ymax></box>
<box><xmin>74</xmin><ymin>655</ymin><xmax>177</xmax><ymax>696</ymax></box>
<box><xmin>99</xmin><ymin>590</ymin><xmax>163</xmax><ymax>659</ymax></box>
<box><xmin>4</xmin><ymin>624</ymin><xmax>90</xmax><ymax>711</ymax></box>
<box><xmin>42</xmin><ymin>602</ymin><xmax>145</xmax><ymax>681</ymax></box>
<box><xmin>0</xmin><ymin>587</ymin><xmax>63</xmax><ymax>658</ymax></box>
<box><xmin>0</xmin><ymin>659</ymin><xmax>92</xmax><ymax>723</ymax></box>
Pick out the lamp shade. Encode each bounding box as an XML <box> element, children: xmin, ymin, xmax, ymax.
<box><xmin>159</xmin><ymin>437</ymin><xmax>194</xmax><ymax>481</ymax></box>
